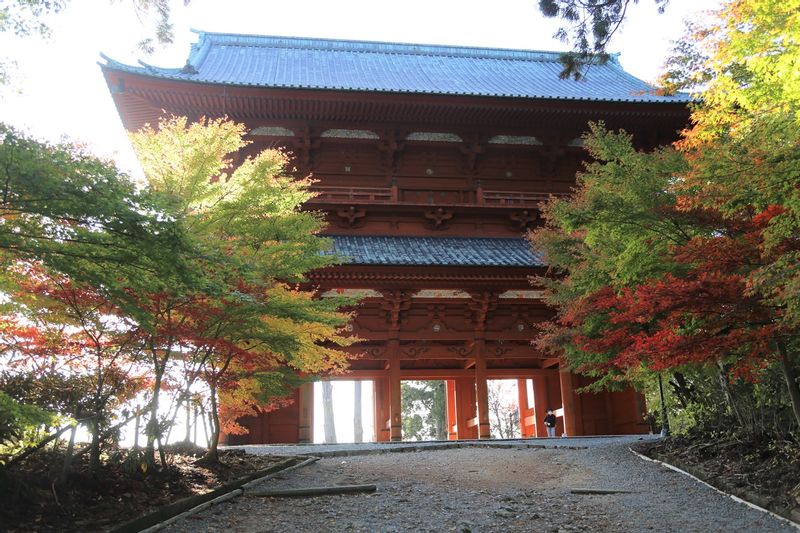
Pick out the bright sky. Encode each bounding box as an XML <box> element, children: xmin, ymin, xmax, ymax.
<box><xmin>0</xmin><ymin>0</ymin><xmax>719</xmax><ymax>443</ymax></box>
<box><xmin>1</xmin><ymin>0</ymin><xmax>719</xmax><ymax>178</ymax></box>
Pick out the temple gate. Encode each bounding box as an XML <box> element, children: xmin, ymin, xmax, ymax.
<box><xmin>102</xmin><ymin>32</ymin><xmax>688</xmax><ymax>443</ymax></box>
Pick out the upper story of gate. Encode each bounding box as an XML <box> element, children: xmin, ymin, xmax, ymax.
<box><xmin>101</xmin><ymin>31</ymin><xmax>690</xmax><ymax>238</ymax></box>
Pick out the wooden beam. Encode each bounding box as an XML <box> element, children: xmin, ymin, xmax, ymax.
<box><xmin>344</xmin><ymin>343</ymin><xmax>549</xmax><ymax>360</ymax></box>
<box><xmin>247</xmin><ymin>484</ymin><xmax>377</xmax><ymax>497</ymax></box>
<box><xmin>297</xmin><ymin>383</ymin><xmax>314</xmax><ymax>443</ymax></box>
<box><xmin>455</xmin><ymin>378</ymin><xmax>478</xmax><ymax>439</ymax></box>
<box><xmin>559</xmin><ymin>370</ymin><xmax>580</xmax><ymax>437</ymax></box>
<box><xmin>446</xmin><ymin>380</ymin><xmax>458</xmax><ymax>440</ymax></box>
<box><xmin>324</xmin><ymin>368</ymin><xmax>558</xmax><ymax>380</ymax></box>
<box><xmin>533</xmin><ymin>376</ymin><xmax>550</xmax><ymax>438</ymax></box>
<box><xmin>388</xmin><ymin>343</ymin><xmax>402</xmax><ymax>442</ymax></box>
<box><xmin>475</xmin><ymin>343</ymin><xmax>491</xmax><ymax>439</ymax></box>
<box><xmin>373</xmin><ymin>378</ymin><xmax>390</xmax><ymax>442</ymax></box>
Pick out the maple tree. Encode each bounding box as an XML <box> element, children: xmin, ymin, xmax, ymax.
<box><xmin>128</xmin><ymin>116</ymin><xmax>354</xmax><ymax>464</ymax></box>
<box><xmin>0</xmin><ymin>124</ymin><xmax>192</xmax><ymax>300</ymax></box>
<box><xmin>1</xmin><ymin>263</ymin><xmax>149</xmax><ymax>472</ymax></box>
<box><xmin>531</xmin><ymin>0</ymin><xmax>800</xmax><ymax>432</ymax></box>
<box><xmin>1</xmin><ymin>116</ymin><xmax>356</xmax><ymax>471</ymax></box>
<box><xmin>0</xmin><ymin>125</ymin><xmax>188</xmax><ymax>471</ymax></box>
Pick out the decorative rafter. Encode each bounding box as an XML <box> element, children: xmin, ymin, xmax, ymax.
<box><xmin>379</xmin><ymin>290</ymin><xmax>413</xmax><ymax>333</ymax></box>
<box><xmin>467</xmin><ymin>291</ymin><xmax>499</xmax><ymax>338</ymax></box>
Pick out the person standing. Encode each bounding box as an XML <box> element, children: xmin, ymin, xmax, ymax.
<box><xmin>544</xmin><ymin>408</ymin><xmax>557</xmax><ymax>437</ymax></box>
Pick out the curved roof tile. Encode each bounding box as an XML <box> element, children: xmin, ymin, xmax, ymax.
<box><xmin>325</xmin><ymin>235</ymin><xmax>544</xmax><ymax>267</ymax></box>
<box><xmin>102</xmin><ymin>31</ymin><xmax>689</xmax><ymax>104</ymax></box>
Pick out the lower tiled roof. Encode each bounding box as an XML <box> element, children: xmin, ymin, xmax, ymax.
<box><xmin>326</xmin><ymin>235</ymin><xmax>543</xmax><ymax>267</ymax></box>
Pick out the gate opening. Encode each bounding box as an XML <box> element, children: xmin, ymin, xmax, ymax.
<box><xmin>488</xmin><ymin>379</ymin><xmax>521</xmax><ymax>439</ymax></box>
<box><xmin>401</xmin><ymin>380</ymin><xmax>447</xmax><ymax>441</ymax></box>
<box><xmin>313</xmin><ymin>380</ymin><xmax>375</xmax><ymax>443</ymax></box>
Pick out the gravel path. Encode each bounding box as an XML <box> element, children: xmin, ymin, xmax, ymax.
<box><xmin>224</xmin><ymin>435</ymin><xmax>655</xmax><ymax>457</ymax></box>
<box><xmin>167</xmin><ymin>438</ymin><xmax>795</xmax><ymax>532</ymax></box>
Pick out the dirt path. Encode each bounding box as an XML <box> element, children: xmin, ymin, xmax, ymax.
<box><xmin>165</xmin><ymin>440</ymin><xmax>796</xmax><ymax>532</ymax></box>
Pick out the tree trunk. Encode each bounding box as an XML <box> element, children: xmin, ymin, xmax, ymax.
<box><xmin>146</xmin><ymin>360</ymin><xmax>163</xmax><ymax>467</ymax></box>
<box><xmin>668</xmin><ymin>372</ymin><xmax>693</xmax><ymax>409</ymax></box>
<box><xmin>156</xmin><ymin>435</ymin><xmax>167</xmax><ymax>468</ymax></box>
<box><xmin>353</xmin><ymin>381</ymin><xmax>363</xmax><ymax>443</ymax></box>
<box><xmin>433</xmin><ymin>381</ymin><xmax>447</xmax><ymax>440</ymax></box>
<box><xmin>322</xmin><ymin>381</ymin><xmax>337</xmax><ymax>444</ymax></box>
<box><xmin>184</xmin><ymin>396</ymin><xmax>192</xmax><ymax>443</ymax></box>
<box><xmin>88</xmin><ymin>414</ymin><xmax>101</xmax><ymax>473</ymax></box>
<box><xmin>133</xmin><ymin>411</ymin><xmax>141</xmax><ymax>451</ymax></box>
<box><xmin>200</xmin><ymin>385</ymin><xmax>220</xmax><ymax>464</ymax></box>
<box><xmin>200</xmin><ymin>405</ymin><xmax>210</xmax><ymax>447</ymax></box>
<box><xmin>193</xmin><ymin>406</ymin><xmax>198</xmax><ymax>445</ymax></box>
<box><xmin>59</xmin><ymin>425</ymin><xmax>77</xmax><ymax>485</ymax></box>
<box><xmin>716</xmin><ymin>363</ymin><xmax>745</xmax><ymax>431</ymax></box>
<box><xmin>776</xmin><ymin>340</ymin><xmax>800</xmax><ymax>429</ymax></box>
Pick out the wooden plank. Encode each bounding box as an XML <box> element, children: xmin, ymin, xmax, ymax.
<box><xmin>247</xmin><ymin>484</ymin><xmax>377</xmax><ymax>498</ymax></box>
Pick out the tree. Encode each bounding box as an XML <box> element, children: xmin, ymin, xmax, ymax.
<box><xmin>0</xmin><ymin>124</ymin><xmax>191</xmax><ymax>295</ymax></box>
<box><xmin>531</xmin><ymin>0</ymin><xmax>800</xmax><ymax>433</ymax></box>
<box><xmin>401</xmin><ymin>381</ymin><xmax>446</xmax><ymax>441</ymax></box>
<box><xmin>0</xmin><ymin>0</ymin><xmax>190</xmax><ymax>82</ymax></box>
<box><xmin>2</xmin><ymin>265</ymin><xmax>148</xmax><ymax>472</ymax></box>
<box><xmin>353</xmin><ymin>380</ymin><xmax>363</xmax><ymax>443</ymax></box>
<box><xmin>488</xmin><ymin>381</ymin><xmax>520</xmax><ymax>439</ymax></box>
<box><xmin>536</xmin><ymin>0</ymin><xmax>669</xmax><ymax>78</ymax></box>
<box><xmin>0</xmin><ymin>125</ymin><xmax>188</xmax><ymax>471</ymax></box>
<box><xmin>673</xmin><ymin>0</ymin><xmax>800</xmax><ymax>426</ymax></box>
<box><xmin>128</xmin><ymin>116</ymin><xmax>354</xmax><ymax>462</ymax></box>
<box><xmin>322</xmin><ymin>381</ymin><xmax>336</xmax><ymax>443</ymax></box>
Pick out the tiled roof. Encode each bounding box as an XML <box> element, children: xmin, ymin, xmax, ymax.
<box><xmin>326</xmin><ymin>235</ymin><xmax>543</xmax><ymax>267</ymax></box>
<box><xmin>101</xmin><ymin>31</ymin><xmax>689</xmax><ymax>104</ymax></box>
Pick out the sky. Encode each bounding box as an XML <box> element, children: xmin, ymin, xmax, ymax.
<box><xmin>1</xmin><ymin>0</ymin><xmax>719</xmax><ymax>443</ymax></box>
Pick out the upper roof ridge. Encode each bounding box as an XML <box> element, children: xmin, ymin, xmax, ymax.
<box><xmin>101</xmin><ymin>30</ymin><xmax>687</xmax><ymax>104</ymax></box>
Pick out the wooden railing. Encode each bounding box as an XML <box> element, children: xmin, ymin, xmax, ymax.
<box><xmin>308</xmin><ymin>184</ymin><xmax>568</xmax><ymax>207</ymax></box>
<box><xmin>480</xmin><ymin>190</ymin><xmax>556</xmax><ymax>206</ymax></box>
<box><xmin>310</xmin><ymin>185</ymin><xmax>395</xmax><ymax>203</ymax></box>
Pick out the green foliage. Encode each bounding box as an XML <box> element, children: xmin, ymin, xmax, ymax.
<box><xmin>128</xmin><ymin>117</ymin><xmax>356</xmax><ymax>457</ymax></box>
<box><xmin>678</xmin><ymin>0</ymin><xmax>800</xmax><ymax>330</ymax></box>
<box><xmin>0</xmin><ymin>123</ymin><xmax>194</xmax><ymax>303</ymax></box>
<box><xmin>0</xmin><ymin>391</ymin><xmax>60</xmax><ymax>463</ymax></box>
<box><xmin>401</xmin><ymin>381</ymin><xmax>446</xmax><ymax>441</ymax></box>
<box><xmin>532</xmin><ymin>0</ymin><xmax>800</xmax><ymax>436</ymax></box>
<box><xmin>0</xmin><ymin>0</ymin><xmax>188</xmax><ymax>83</ymax></box>
<box><xmin>537</xmin><ymin>123</ymin><xmax>692</xmax><ymax>291</ymax></box>
<box><xmin>0</xmin><ymin>0</ymin><xmax>66</xmax><ymax>38</ymax></box>
<box><xmin>537</xmin><ymin>0</ymin><xmax>669</xmax><ymax>79</ymax></box>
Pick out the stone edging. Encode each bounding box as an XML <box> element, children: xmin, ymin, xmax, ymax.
<box><xmin>628</xmin><ymin>446</ymin><xmax>800</xmax><ymax>531</ymax></box>
<box><xmin>110</xmin><ymin>456</ymin><xmax>318</xmax><ymax>533</ymax></box>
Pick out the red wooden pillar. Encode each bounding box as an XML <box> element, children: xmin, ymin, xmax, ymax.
<box><xmin>389</xmin><ymin>351</ymin><xmax>402</xmax><ymax>441</ymax></box>
<box><xmin>297</xmin><ymin>382</ymin><xmax>314</xmax><ymax>443</ymax></box>
<box><xmin>517</xmin><ymin>379</ymin><xmax>536</xmax><ymax>437</ymax></box>
<box><xmin>559</xmin><ymin>369</ymin><xmax>582</xmax><ymax>436</ymax></box>
<box><xmin>475</xmin><ymin>344</ymin><xmax>491</xmax><ymax>439</ymax></box>
<box><xmin>454</xmin><ymin>377</ymin><xmax>478</xmax><ymax>439</ymax></box>
<box><xmin>533</xmin><ymin>375</ymin><xmax>550</xmax><ymax>437</ymax></box>
<box><xmin>373</xmin><ymin>378</ymin><xmax>391</xmax><ymax>442</ymax></box>
<box><xmin>446</xmin><ymin>379</ymin><xmax>458</xmax><ymax>440</ymax></box>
